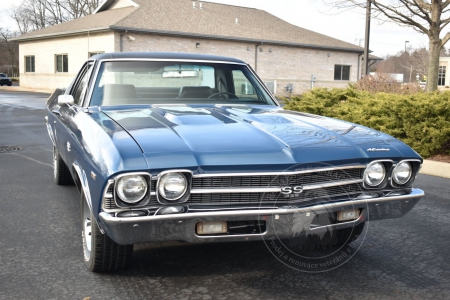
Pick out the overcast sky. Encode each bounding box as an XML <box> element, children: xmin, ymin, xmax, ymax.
<box><xmin>0</xmin><ymin>0</ymin><xmax>430</xmax><ymax>57</ymax></box>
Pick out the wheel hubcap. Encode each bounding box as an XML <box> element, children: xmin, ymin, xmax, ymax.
<box><xmin>83</xmin><ymin>200</ymin><xmax>92</xmax><ymax>259</ymax></box>
<box><xmin>53</xmin><ymin>147</ymin><xmax>57</xmax><ymax>179</ymax></box>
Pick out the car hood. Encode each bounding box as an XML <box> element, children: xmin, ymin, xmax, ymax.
<box><xmin>103</xmin><ymin>104</ymin><xmax>419</xmax><ymax>171</ymax></box>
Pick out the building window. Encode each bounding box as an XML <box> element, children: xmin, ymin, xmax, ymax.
<box><xmin>56</xmin><ymin>54</ymin><xmax>68</xmax><ymax>72</ymax></box>
<box><xmin>89</xmin><ymin>52</ymin><xmax>104</xmax><ymax>58</ymax></box>
<box><xmin>334</xmin><ymin>65</ymin><xmax>351</xmax><ymax>80</ymax></box>
<box><xmin>25</xmin><ymin>56</ymin><xmax>35</xmax><ymax>73</ymax></box>
<box><xmin>438</xmin><ymin>66</ymin><xmax>446</xmax><ymax>86</ymax></box>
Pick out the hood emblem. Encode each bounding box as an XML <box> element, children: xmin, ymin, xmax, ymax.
<box><xmin>367</xmin><ymin>148</ymin><xmax>390</xmax><ymax>152</ymax></box>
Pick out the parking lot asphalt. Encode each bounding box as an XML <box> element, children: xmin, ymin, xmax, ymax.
<box><xmin>1</xmin><ymin>90</ymin><xmax>450</xmax><ymax>300</ymax></box>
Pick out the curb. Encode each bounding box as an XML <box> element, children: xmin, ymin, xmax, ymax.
<box><xmin>0</xmin><ymin>85</ymin><xmax>53</xmax><ymax>94</ymax></box>
<box><xmin>420</xmin><ymin>160</ymin><xmax>450</xmax><ymax>179</ymax></box>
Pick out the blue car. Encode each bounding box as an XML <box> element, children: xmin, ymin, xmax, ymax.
<box><xmin>46</xmin><ymin>52</ymin><xmax>424</xmax><ymax>272</ymax></box>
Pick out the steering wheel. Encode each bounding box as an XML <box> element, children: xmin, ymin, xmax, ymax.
<box><xmin>207</xmin><ymin>92</ymin><xmax>239</xmax><ymax>99</ymax></box>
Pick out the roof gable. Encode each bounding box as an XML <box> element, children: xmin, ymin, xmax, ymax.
<box><xmin>114</xmin><ymin>0</ymin><xmax>362</xmax><ymax>52</ymax></box>
<box><xmin>12</xmin><ymin>6</ymin><xmax>137</xmax><ymax>41</ymax></box>
<box><xmin>94</xmin><ymin>0</ymin><xmax>139</xmax><ymax>14</ymax></box>
<box><xmin>13</xmin><ymin>0</ymin><xmax>363</xmax><ymax>53</ymax></box>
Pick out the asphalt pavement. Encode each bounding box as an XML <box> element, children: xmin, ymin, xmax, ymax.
<box><xmin>0</xmin><ymin>90</ymin><xmax>449</xmax><ymax>300</ymax></box>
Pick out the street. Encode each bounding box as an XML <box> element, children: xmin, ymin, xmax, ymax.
<box><xmin>0</xmin><ymin>90</ymin><xmax>449</xmax><ymax>300</ymax></box>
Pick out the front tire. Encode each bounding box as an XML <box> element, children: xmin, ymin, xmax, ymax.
<box><xmin>53</xmin><ymin>146</ymin><xmax>73</xmax><ymax>185</ymax></box>
<box><xmin>81</xmin><ymin>190</ymin><xmax>133</xmax><ymax>272</ymax></box>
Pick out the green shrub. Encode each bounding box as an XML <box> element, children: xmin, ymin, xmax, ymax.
<box><xmin>284</xmin><ymin>88</ymin><xmax>450</xmax><ymax>157</ymax></box>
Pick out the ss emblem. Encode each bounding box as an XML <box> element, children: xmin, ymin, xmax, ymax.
<box><xmin>280</xmin><ymin>185</ymin><xmax>304</xmax><ymax>195</ymax></box>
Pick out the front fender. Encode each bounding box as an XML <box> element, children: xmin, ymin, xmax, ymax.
<box><xmin>73</xmin><ymin>163</ymin><xmax>105</xmax><ymax>234</ymax></box>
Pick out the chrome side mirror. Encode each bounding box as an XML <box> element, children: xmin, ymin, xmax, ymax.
<box><xmin>58</xmin><ymin>95</ymin><xmax>74</xmax><ymax>105</ymax></box>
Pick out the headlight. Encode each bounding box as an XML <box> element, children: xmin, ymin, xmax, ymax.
<box><xmin>364</xmin><ymin>162</ymin><xmax>386</xmax><ymax>186</ymax></box>
<box><xmin>393</xmin><ymin>161</ymin><xmax>412</xmax><ymax>185</ymax></box>
<box><xmin>116</xmin><ymin>175</ymin><xmax>148</xmax><ymax>203</ymax></box>
<box><xmin>158</xmin><ymin>172</ymin><xmax>187</xmax><ymax>201</ymax></box>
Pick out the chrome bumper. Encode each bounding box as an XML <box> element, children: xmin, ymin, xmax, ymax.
<box><xmin>98</xmin><ymin>188</ymin><xmax>424</xmax><ymax>245</ymax></box>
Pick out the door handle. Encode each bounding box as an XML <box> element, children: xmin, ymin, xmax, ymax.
<box><xmin>52</xmin><ymin>109</ymin><xmax>61</xmax><ymax>116</ymax></box>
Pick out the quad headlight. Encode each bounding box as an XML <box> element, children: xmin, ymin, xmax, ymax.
<box><xmin>364</xmin><ymin>162</ymin><xmax>386</xmax><ymax>187</ymax></box>
<box><xmin>116</xmin><ymin>175</ymin><xmax>148</xmax><ymax>203</ymax></box>
<box><xmin>392</xmin><ymin>161</ymin><xmax>412</xmax><ymax>185</ymax></box>
<box><xmin>158</xmin><ymin>172</ymin><xmax>188</xmax><ymax>201</ymax></box>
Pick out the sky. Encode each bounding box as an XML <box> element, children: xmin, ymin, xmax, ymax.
<box><xmin>0</xmin><ymin>0</ymin><xmax>431</xmax><ymax>57</ymax></box>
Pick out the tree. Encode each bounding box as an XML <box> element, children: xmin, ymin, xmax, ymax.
<box><xmin>9</xmin><ymin>0</ymin><xmax>100</xmax><ymax>35</ymax></box>
<box><xmin>0</xmin><ymin>28</ymin><xmax>19</xmax><ymax>76</ymax></box>
<box><xmin>323</xmin><ymin>0</ymin><xmax>450</xmax><ymax>92</ymax></box>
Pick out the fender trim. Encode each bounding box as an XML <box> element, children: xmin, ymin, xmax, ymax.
<box><xmin>73</xmin><ymin>163</ymin><xmax>105</xmax><ymax>234</ymax></box>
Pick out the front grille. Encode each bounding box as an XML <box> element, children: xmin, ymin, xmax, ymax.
<box><xmin>188</xmin><ymin>183</ymin><xmax>362</xmax><ymax>204</ymax></box>
<box><xmin>192</xmin><ymin>169</ymin><xmax>362</xmax><ymax>188</ymax></box>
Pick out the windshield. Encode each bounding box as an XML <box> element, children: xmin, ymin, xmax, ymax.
<box><xmin>89</xmin><ymin>61</ymin><xmax>276</xmax><ymax>106</ymax></box>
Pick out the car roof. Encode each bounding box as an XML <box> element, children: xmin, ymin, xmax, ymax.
<box><xmin>90</xmin><ymin>52</ymin><xmax>246</xmax><ymax>64</ymax></box>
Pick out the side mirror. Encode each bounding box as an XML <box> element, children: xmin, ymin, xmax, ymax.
<box><xmin>58</xmin><ymin>95</ymin><xmax>74</xmax><ymax>105</ymax></box>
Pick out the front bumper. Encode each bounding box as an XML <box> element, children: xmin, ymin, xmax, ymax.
<box><xmin>98</xmin><ymin>188</ymin><xmax>424</xmax><ymax>245</ymax></box>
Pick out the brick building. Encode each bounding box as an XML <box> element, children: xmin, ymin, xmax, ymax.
<box><xmin>13</xmin><ymin>0</ymin><xmax>372</xmax><ymax>95</ymax></box>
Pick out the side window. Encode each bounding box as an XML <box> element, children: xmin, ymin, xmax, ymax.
<box><xmin>438</xmin><ymin>66</ymin><xmax>446</xmax><ymax>86</ymax></box>
<box><xmin>334</xmin><ymin>65</ymin><xmax>351</xmax><ymax>81</ymax></box>
<box><xmin>72</xmin><ymin>64</ymin><xmax>93</xmax><ymax>105</ymax></box>
<box><xmin>232</xmin><ymin>70</ymin><xmax>257</xmax><ymax>99</ymax></box>
<box><xmin>25</xmin><ymin>56</ymin><xmax>35</xmax><ymax>72</ymax></box>
<box><xmin>56</xmin><ymin>54</ymin><xmax>68</xmax><ymax>73</ymax></box>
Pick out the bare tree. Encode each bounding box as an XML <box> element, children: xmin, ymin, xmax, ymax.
<box><xmin>9</xmin><ymin>0</ymin><xmax>100</xmax><ymax>34</ymax></box>
<box><xmin>407</xmin><ymin>48</ymin><xmax>429</xmax><ymax>80</ymax></box>
<box><xmin>0</xmin><ymin>28</ymin><xmax>19</xmax><ymax>76</ymax></box>
<box><xmin>323</xmin><ymin>0</ymin><xmax>450</xmax><ymax>92</ymax></box>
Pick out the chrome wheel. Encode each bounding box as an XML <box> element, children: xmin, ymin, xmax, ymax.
<box><xmin>53</xmin><ymin>146</ymin><xmax>58</xmax><ymax>180</ymax></box>
<box><xmin>53</xmin><ymin>145</ymin><xmax>73</xmax><ymax>185</ymax></box>
<box><xmin>80</xmin><ymin>188</ymin><xmax>134</xmax><ymax>272</ymax></box>
<box><xmin>82</xmin><ymin>198</ymin><xmax>92</xmax><ymax>260</ymax></box>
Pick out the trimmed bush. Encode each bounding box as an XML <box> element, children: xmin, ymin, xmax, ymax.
<box><xmin>284</xmin><ymin>88</ymin><xmax>450</xmax><ymax>157</ymax></box>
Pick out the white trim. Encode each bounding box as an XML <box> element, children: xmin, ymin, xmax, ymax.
<box><xmin>94</xmin><ymin>0</ymin><xmax>139</xmax><ymax>14</ymax></box>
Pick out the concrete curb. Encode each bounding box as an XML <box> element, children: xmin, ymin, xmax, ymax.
<box><xmin>420</xmin><ymin>160</ymin><xmax>450</xmax><ymax>179</ymax></box>
<box><xmin>0</xmin><ymin>85</ymin><xmax>53</xmax><ymax>94</ymax></box>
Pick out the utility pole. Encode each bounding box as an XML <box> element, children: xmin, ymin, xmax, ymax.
<box><xmin>404</xmin><ymin>41</ymin><xmax>409</xmax><ymax>84</ymax></box>
<box><xmin>363</xmin><ymin>0</ymin><xmax>371</xmax><ymax>77</ymax></box>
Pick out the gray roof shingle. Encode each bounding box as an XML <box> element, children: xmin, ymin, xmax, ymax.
<box><xmin>12</xmin><ymin>6</ymin><xmax>137</xmax><ymax>40</ymax></box>
<box><xmin>13</xmin><ymin>0</ymin><xmax>363</xmax><ymax>52</ymax></box>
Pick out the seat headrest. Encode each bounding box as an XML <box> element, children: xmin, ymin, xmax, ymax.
<box><xmin>178</xmin><ymin>86</ymin><xmax>213</xmax><ymax>98</ymax></box>
<box><xmin>103</xmin><ymin>84</ymin><xmax>137</xmax><ymax>103</ymax></box>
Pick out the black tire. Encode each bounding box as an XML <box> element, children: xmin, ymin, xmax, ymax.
<box><xmin>53</xmin><ymin>146</ymin><xmax>73</xmax><ymax>185</ymax></box>
<box><xmin>7</xmin><ymin>82</ymin><xmax>12</xmax><ymax>86</ymax></box>
<box><xmin>81</xmin><ymin>190</ymin><xmax>133</xmax><ymax>272</ymax></box>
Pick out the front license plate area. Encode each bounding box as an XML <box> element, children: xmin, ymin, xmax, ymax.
<box><xmin>196</xmin><ymin>221</ymin><xmax>227</xmax><ymax>235</ymax></box>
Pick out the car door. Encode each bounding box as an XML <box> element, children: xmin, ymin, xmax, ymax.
<box><xmin>53</xmin><ymin>62</ymin><xmax>94</xmax><ymax>163</ymax></box>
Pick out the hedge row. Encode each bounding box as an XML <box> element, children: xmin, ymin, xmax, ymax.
<box><xmin>284</xmin><ymin>88</ymin><xmax>450</xmax><ymax>157</ymax></box>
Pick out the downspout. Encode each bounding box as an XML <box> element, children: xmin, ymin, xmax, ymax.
<box><xmin>357</xmin><ymin>53</ymin><xmax>363</xmax><ymax>80</ymax></box>
<box><xmin>255</xmin><ymin>42</ymin><xmax>263</xmax><ymax>72</ymax></box>
<box><xmin>120</xmin><ymin>30</ymin><xmax>128</xmax><ymax>52</ymax></box>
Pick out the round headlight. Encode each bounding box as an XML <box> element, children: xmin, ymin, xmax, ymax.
<box><xmin>393</xmin><ymin>161</ymin><xmax>412</xmax><ymax>185</ymax></box>
<box><xmin>364</xmin><ymin>162</ymin><xmax>386</xmax><ymax>187</ymax></box>
<box><xmin>116</xmin><ymin>175</ymin><xmax>148</xmax><ymax>203</ymax></box>
<box><xmin>158</xmin><ymin>172</ymin><xmax>187</xmax><ymax>201</ymax></box>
